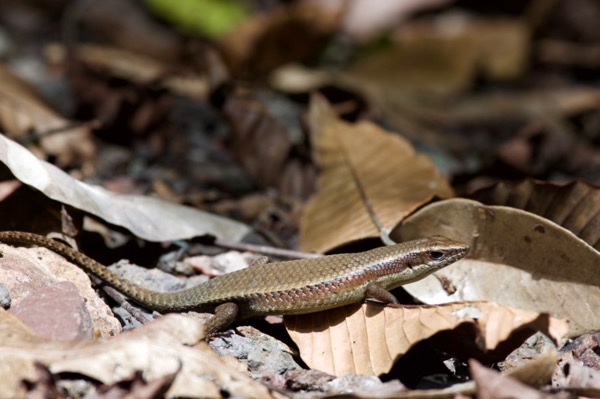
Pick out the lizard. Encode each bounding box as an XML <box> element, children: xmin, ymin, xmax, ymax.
<box><xmin>0</xmin><ymin>231</ymin><xmax>469</xmax><ymax>334</ymax></box>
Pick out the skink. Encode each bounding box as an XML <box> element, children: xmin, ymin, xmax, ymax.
<box><xmin>0</xmin><ymin>231</ymin><xmax>469</xmax><ymax>334</ymax></box>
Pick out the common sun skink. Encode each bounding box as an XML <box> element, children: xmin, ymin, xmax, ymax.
<box><xmin>0</xmin><ymin>231</ymin><xmax>469</xmax><ymax>334</ymax></box>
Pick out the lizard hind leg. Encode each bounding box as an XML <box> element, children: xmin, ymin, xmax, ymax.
<box><xmin>365</xmin><ymin>282</ymin><xmax>399</xmax><ymax>305</ymax></box>
<box><xmin>204</xmin><ymin>302</ymin><xmax>240</xmax><ymax>336</ymax></box>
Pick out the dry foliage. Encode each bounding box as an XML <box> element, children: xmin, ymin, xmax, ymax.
<box><xmin>300</xmin><ymin>95</ymin><xmax>453</xmax><ymax>252</ymax></box>
<box><xmin>1</xmin><ymin>1</ymin><xmax>600</xmax><ymax>397</ymax></box>
<box><xmin>0</xmin><ymin>64</ymin><xmax>95</xmax><ymax>168</ymax></box>
<box><xmin>0</xmin><ymin>135</ymin><xmax>250</xmax><ymax>242</ymax></box>
<box><xmin>0</xmin><ymin>310</ymin><xmax>279</xmax><ymax>398</ymax></box>
<box><xmin>394</xmin><ymin>198</ymin><xmax>600</xmax><ymax>336</ymax></box>
<box><xmin>286</xmin><ymin>302</ymin><xmax>567</xmax><ymax>376</ymax></box>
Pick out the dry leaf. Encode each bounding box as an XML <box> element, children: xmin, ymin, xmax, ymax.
<box><xmin>285</xmin><ymin>302</ymin><xmax>567</xmax><ymax>376</ymax></box>
<box><xmin>349</xmin><ymin>18</ymin><xmax>528</xmax><ymax>97</ymax></box>
<box><xmin>0</xmin><ymin>311</ymin><xmax>278</xmax><ymax>399</ymax></box>
<box><xmin>74</xmin><ymin>0</ymin><xmax>183</xmax><ymax>61</ymax></box>
<box><xmin>471</xmin><ymin>179</ymin><xmax>600</xmax><ymax>250</ymax></box>
<box><xmin>0</xmin><ymin>64</ymin><xmax>95</xmax><ymax>168</ymax></box>
<box><xmin>95</xmin><ymin>369</ymin><xmax>176</xmax><ymax>399</ymax></box>
<box><xmin>314</xmin><ymin>349</ymin><xmax>558</xmax><ymax>398</ymax></box>
<box><xmin>470</xmin><ymin>359</ymin><xmax>545</xmax><ymax>399</ymax></box>
<box><xmin>220</xmin><ymin>2</ymin><xmax>340</xmax><ymax>77</ymax></box>
<box><xmin>221</xmin><ymin>88</ymin><xmax>315</xmax><ymax>197</ymax></box>
<box><xmin>506</xmin><ymin>348</ymin><xmax>558</xmax><ymax>388</ymax></box>
<box><xmin>50</xmin><ymin>44</ymin><xmax>208</xmax><ymax>100</ymax></box>
<box><xmin>399</xmin><ymin>87</ymin><xmax>600</xmax><ymax>126</ymax></box>
<box><xmin>393</xmin><ymin>198</ymin><xmax>600</xmax><ymax>336</ymax></box>
<box><xmin>0</xmin><ymin>135</ymin><xmax>250</xmax><ymax>242</ymax></box>
<box><xmin>553</xmin><ymin>340</ymin><xmax>600</xmax><ymax>396</ymax></box>
<box><xmin>300</xmin><ymin>95</ymin><xmax>453</xmax><ymax>252</ymax></box>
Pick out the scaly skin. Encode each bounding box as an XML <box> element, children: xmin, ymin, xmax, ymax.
<box><xmin>0</xmin><ymin>231</ymin><xmax>469</xmax><ymax>333</ymax></box>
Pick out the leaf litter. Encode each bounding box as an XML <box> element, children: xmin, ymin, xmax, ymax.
<box><xmin>0</xmin><ymin>1</ymin><xmax>599</xmax><ymax>398</ymax></box>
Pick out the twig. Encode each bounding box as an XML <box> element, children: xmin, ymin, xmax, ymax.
<box><xmin>213</xmin><ymin>239</ymin><xmax>321</xmax><ymax>260</ymax></box>
<box><xmin>101</xmin><ymin>285</ymin><xmax>154</xmax><ymax>325</ymax></box>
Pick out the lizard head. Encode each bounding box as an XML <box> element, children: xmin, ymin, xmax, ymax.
<box><xmin>400</xmin><ymin>235</ymin><xmax>469</xmax><ymax>282</ymax></box>
<box><xmin>418</xmin><ymin>235</ymin><xmax>470</xmax><ymax>268</ymax></box>
<box><xmin>375</xmin><ymin>235</ymin><xmax>469</xmax><ymax>289</ymax></box>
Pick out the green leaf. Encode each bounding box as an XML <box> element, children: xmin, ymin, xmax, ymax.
<box><xmin>143</xmin><ymin>0</ymin><xmax>249</xmax><ymax>38</ymax></box>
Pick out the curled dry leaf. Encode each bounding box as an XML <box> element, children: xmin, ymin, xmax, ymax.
<box><xmin>393</xmin><ymin>198</ymin><xmax>600</xmax><ymax>336</ymax></box>
<box><xmin>0</xmin><ymin>135</ymin><xmax>250</xmax><ymax>242</ymax></box>
<box><xmin>285</xmin><ymin>302</ymin><xmax>567</xmax><ymax>376</ymax></box>
<box><xmin>0</xmin><ymin>64</ymin><xmax>95</xmax><ymax>168</ymax></box>
<box><xmin>506</xmin><ymin>348</ymin><xmax>559</xmax><ymax>388</ymax></box>
<box><xmin>0</xmin><ymin>311</ymin><xmax>278</xmax><ymax>399</ymax></box>
<box><xmin>469</xmin><ymin>358</ymin><xmax>545</xmax><ymax>399</ymax></box>
<box><xmin>220</xmin><ymin>1</ymin><xmax>341</xmax><ymax>77</ymax></box>
<box><xmin>300</xmin><ymin>95</ymin><xmax>453</xmax><ymax>252</ymax></box>
<box><xmin>60</xmin><ymin>44</ymin><xmax>208</xmax><ymax>100</ymax></box>
<box><xmin>470</xmin><ymin>179</ymin><xmax>600</xmax><ymax>250</ymax></box>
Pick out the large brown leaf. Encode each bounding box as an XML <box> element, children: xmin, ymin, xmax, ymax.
<box><xmin>300</xmin><ymin>96</ymin><xmax>453</xmax><ymax>252</ymax></box>
<box><xmin>393</xmin><ymin>198</ymin><xmax>600</xmax><ymax>336</ymax></box>
<box><xmin>470</xmin><ymin>179</ymin><xmax>600</xmax><ymax>250</ymax></box>
<box><xmin>286</xmin><ymin>302</ymin><xmax>566</xmax><ymax>376</ymax></box>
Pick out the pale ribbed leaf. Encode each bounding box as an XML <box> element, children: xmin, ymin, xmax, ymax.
<box><xmin>0</xmin><ymin>135</ymin><xmax>250</xmax><ymax>242</ymax></box>
<box><xmin>393</xmin><ymin>198</ymin><xmax>600</xmax><ymax>336</ymax></box>
<box><xmin>471</xmin><ymin>179</ymin><xmax>600</xmax><ymax>250</ymax></box>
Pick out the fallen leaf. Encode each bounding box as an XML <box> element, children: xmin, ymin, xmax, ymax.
<box><xmin>300</xmin><ymin>95</ymin><xmax>453</xmax><ymax>252</ymax></box>
<box><xmin>0</xmin><ymin>134</ymin><xmax>250</xmax><ymax>242</ymax></box>
<box><xmin>0</xmin><ymin>311</ymin><xmax>278</xmax><ymax>399</ymax></box>
<box><xmin>553</xmin><ymin>361</ymin><xmax>600</xmax><ymax>397</ymax></box>
<box><xmin>553</xmin><ymin>333</ymin><xmax>600</xmax><ymax>396</ymax></box>
<box><xmin>348</xmin><ymin>17</ymin><xmax>529</xmax><ymax>97</ymax></box>
<box><xmin>96</xmin><ymin>369</ymin><xmax>176</xmax><ymax>399</ymax></box>
<box><xmin>311</xmin><ymin>348</ymin><xmax>557</xmax><ymax>398</ymax></box>
<box><xmin>471</xmin><ymin>179</ymin><xmax>600</xmax><ymax>250</ymax></box>
<box><xmin>538</xmin><ymin>38</ymin><xmax>600</xmax><ymax>68</ymax></box>
<box><xmin>0</xmin><ymin>64</ymin><xmax>95</xmax><ymax>168</ymax></box>
<box><xmin>393</xmin><ymin>198</ymin><xmax>600</xmax><ymax>336</ymax></box>
<box><xmin>220</xmin><ymin>1</ymin><xmax>341</xmax><ymax>78</ymax></box>
<box><xmin>397</xmin><ymin>87</ymin><xmax>600</xmax><ymax>126</ymax></box>
<box><xmin>470</xmin><ymin>359</ymin><xmax>548</xmax><ymax>399</ymax></box>
<box><xmin>75</xmin><ymin>0</ymin><xmax>184</xmax><ymax>61</ymax></box>
<box><xmin>21</xmin><ymin>363</ymin><xmax>62</xmax><ymax>399</ymax></box>
<box><xmin>221</xmin><ymin>88</ymin><xmax>315</xmax><ymax>197</ymax></box>
<box><xmin>285</xmin><ymin>302</ymin><xmax>567</xmax><ymax>376</ymax></box>
<box><xmin>57</xmin><ymin>44</ymin><xmax>208</xmax><ymax>100</ymax></box>
<box><xmin>505</xmin><ymin>348</ymin><xmax>559</xmax><ymax>388</ymax></box>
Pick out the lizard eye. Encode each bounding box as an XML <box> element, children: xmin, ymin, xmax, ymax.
<box><xmin>429</xmin><ymin>251</ymin><xmax>445</xmax><ymax>260</ymax></box>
